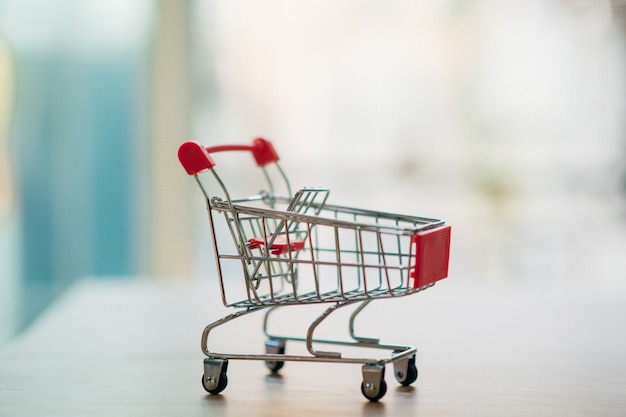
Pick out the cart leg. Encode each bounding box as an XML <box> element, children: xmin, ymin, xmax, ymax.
<box><xmin>202</xmin><ymin>358</ymin><xmax>229</xmax><ymax>395</ymax></box>
<box><xmin>348</xmin><ymin>300</ymin><xmax>380</xmax><ymax>344</ymax></box>
<box><xmin>202</xmin><ymin>307</ymin><xmax>264</xmax><ymax>356</ymax></box>
<box><xmin>264</xmin><ymin>338</ymin><xmax>286</xmax><ymax>373</ymax></box>
<box><xmin>306</xmin><ymin>302</ymin><xmax>355</xmax><ymax>358</ymax></box>
<box><xmin>361</xmin><ymin>364</ymin><xmax>387</xmax><ymax>402</ymax></box>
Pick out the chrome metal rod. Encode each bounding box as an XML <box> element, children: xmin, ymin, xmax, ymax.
<box><xmin>348</xmin><ymin>300</ymin><xmax>380</xmax><ymax>344</ymax></box>
<box><xmin>201</xmin><ymin>307</ymin><xmax>265</xmax><ymax>356</ymax></box>
<box><xmin>305</xmin><ymin>302</ymin><xmax>353</xmax><ymax>358</ymax></box>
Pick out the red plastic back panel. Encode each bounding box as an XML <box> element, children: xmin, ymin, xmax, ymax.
<box><xmin>178</xmin><ymin>141</ymin><xmax>216</xmax><ymax>175</ymax></box>
<box><xmin>410</xmin><ymin>225</ymin><xmax>451</xmax><ymax>288</ymax></box>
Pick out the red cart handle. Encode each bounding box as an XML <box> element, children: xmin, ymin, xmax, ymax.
<box><xmin>178</xmin><ymin>137</ymin><xmax>280</xmax><ymax>175</ymax></box>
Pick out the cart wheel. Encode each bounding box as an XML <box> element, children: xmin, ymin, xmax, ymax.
<box><xmin>361</xmin><ymin>379</ymin><xmax>387</xmax><ymax>402</ymax></box>
<box><xmin>265</xmin><ymin>359</ymin><xmax>284</xmax><ymax>374</ymax></box>
<box><xmin>394</xmin><ymin>354</ymin><xmax>418</xmax><ymax>386</ymax></box>
<box><xmin>361</xmin><ymin>364</ymin><xmax>387</xmax><ymax>402</ymax></box>
<box><xmin>202</xmin><ymin>358</ymin><xmax>229</xmax><ymax>395</ymax></box>
<box><xmin>202</xmin><ymin>373</ymin><xmax>228</xmax><ymax>395</ymax></box>
<box><xmin>264</xmin><ymin>338</ymin><xmax>286</xmax><ymax>374</ymax></box>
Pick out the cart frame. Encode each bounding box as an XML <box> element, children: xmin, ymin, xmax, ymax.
<box><xmin>178</xmin><ymin>138</ymin><xmax>451</xmax><ymax>401</ymax></box>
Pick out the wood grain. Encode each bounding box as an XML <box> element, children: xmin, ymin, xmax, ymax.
<box><xmin>1</xmin><ymin>278</ymin><xmax>625</xmax><ymax>416</ymax></box>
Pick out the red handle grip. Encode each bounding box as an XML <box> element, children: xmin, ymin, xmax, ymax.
<box><xmin>178</xmin><ymin>137</ymin><xmax>280</xmax><ymax>175</ymax></box>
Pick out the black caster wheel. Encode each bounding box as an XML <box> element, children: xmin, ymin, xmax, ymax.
<box><xmin>361</xmin><ymin>364</ymin><xmax>387</xmax><ymax>402</ymax></box>
<box><xmin>394</xmin><ymin>353</ymin><xmax>418</xmax><ymax>386</ymax></box>
<box><xmin>361</xmin><ymin>378</ymin><xmax>387</xmax><ymax>402</ymax></box>
<box><xmin>202</xmin><ymin>358</ymin><xmax>228</xmax><ymax>395</ymax></box>
<box><xmin>264</xmin><ymin>339</ymin><xmax>286</xmax><ymax>374</ymax></box>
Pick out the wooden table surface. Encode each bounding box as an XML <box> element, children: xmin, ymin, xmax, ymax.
<box><xmin>1</xmin><ymin>277</ymin><xmax>625</xmax><ymax>416</ymax></box>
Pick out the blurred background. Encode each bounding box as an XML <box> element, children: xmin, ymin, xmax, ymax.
<box><xmin>0</xmin><ymin>0</ymin><xmax>625</xmax><ymax>350</ymax></box>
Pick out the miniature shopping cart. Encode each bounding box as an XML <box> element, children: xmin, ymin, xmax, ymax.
<box><xmin>178</xmin><ymin>138</ymin><xmax>451</xmax><ymax>402</ymax></box>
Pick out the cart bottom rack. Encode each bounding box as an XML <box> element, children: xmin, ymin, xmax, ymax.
<box><xmin>201</xmin><ymin>298</ymin><xmax>428</xmax><ymax>402</ymax></box>
<box><xmin>178</xmin><ymin>138</ymin><xmax>452</xmax><ymax>402</ymax></box>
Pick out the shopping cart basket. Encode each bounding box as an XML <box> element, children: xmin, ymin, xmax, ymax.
<box><xmin>178</xmin><ymin>138</ymin><xmax>451</xmax><ymax>402</ymax></box>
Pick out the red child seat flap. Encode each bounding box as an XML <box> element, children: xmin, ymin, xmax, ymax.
<box><xmin>248</xmin><ymin>236</ymin><xmax>305</xmax><ymax>255</ymax></box>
